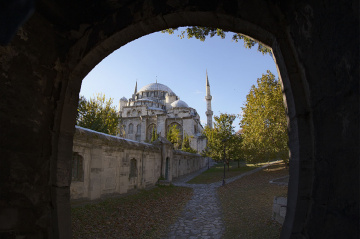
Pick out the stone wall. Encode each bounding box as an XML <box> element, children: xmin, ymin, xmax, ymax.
<box><xmin>273</xmin><ymin>197</ymin><xmax>287</xmax><ymax>225</ymax></box>
<box><xmin>172</xmin><ymin>150</ymin><xmax>210</xmax><ymax>179</ymax></box>
<box><xmin>71</xmin><ymin>126</ymin><xmax>208</xmax><ymax>200</ymax></box>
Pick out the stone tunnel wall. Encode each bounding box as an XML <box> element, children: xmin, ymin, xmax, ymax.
<box><xmin>71</xmin><ymin>126</ymin><xmax>208</xmax><ymax>200</ymax></box>
<box><xmin>0</xmin><ymin>1</ymin><xmax>358</xmax><ymax>238</ymax></box>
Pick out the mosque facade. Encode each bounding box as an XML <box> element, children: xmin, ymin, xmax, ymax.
<box><xmin>118</xmin><ymin>73</ymin><xmax>213</xmax><ymax>153</ymax></box>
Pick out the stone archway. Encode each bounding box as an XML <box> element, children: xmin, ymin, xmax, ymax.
<box><xmin>0</xmin><ymin>1</ymin><xmax>358</xmax><ymax>239</ymax></box>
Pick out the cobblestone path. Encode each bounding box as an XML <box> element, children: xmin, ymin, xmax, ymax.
<box><xmin>164</xmin><ymin>162</ymin><xmax>277</xmax><ymax>239</ymax></box>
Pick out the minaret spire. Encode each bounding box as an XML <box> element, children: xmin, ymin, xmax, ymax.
<box><xmin>134</xmin><ymin>80</ymin><xmax>137</xmax><ymax>94</ymax></box>
<box><xmin>205</xmin><ymin>70</ymin><xmax>213</xmax><ymax>128</ymax></box>
<box><xmin>132</xmin><ymin>80</ymin><xmax>137</xmax><ymax>100</ymax></box>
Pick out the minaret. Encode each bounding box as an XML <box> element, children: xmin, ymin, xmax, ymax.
<box><xmin>205</xmin><ymin>70</ymin><xmax>213</xmax><ymax>128</ymax></box>
<box><xmin>132</xmin><ymin>81</ymin><xmax>137</xmax><ymax>100</ymax></box>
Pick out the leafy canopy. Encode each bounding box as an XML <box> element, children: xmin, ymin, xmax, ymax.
<box><xmin>162</xmin><ymin>26</ymin><xmax>272</xmax><ymax>56</ymax></box>
<box><xmin>76</xmin><ymin>93</ymin><xmax>120</xmax><ymax>136</ymax></box>
<box><xmin>240</xmin><ymin>71</ymin><xmax>289</xmax><ymax>164</ymax></box>
<box><xmin>202</xmin><ymin>113</ymin><xmax>242</xmax><ymax>162</ymax></box>
<box><xmin>181</xmin><ymin>134</ymin><xmax>197</xmax><ymax>154</ymax></box>
<box><xmin>151</xmin><ymin>126</ymin><xmax>158</xmax><ymax>142</ymax></box>
<box><xmin>166</xmin><ymin>124</ymin><xmax>181</xmax><ymax>149</ymax></box>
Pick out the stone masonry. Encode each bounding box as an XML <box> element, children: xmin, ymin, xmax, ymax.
<box><xmin>71</xmin><ymin>126</ymin><xmax>208</xmax><ymax>200</ymax></box>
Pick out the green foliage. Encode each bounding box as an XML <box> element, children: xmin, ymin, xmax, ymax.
<box><xmin>162</xmin><ymin>27</ymin><xmax>272</xmax><ymax>56</ymax></box>
<box><xmin>118</xmin><ymin>124</ymin><xmax>126</xmax><ymax>138</ymax></box>
<box><xmin>202</xmin><ymin>113</ymin><xmax>242</xmax><ymax>162</ymax></box>
<box><xmin>240</xmin><ymin>71</ymin><xmax>289</xmax><ymax>164</ymax></box>
<box><xmin>166</xmin><ymin>124</ymin><xmax>181</xmax><ymax>149</ymax></box>
<box><xmin>181</xmin><ymin>134</ymin><xmax>197</xmax><ymax>154</ymax></box>
<box><xmin>150</xmin><ymin>126</ymin><xmax>158</xmax><ymax>142</ymax></box>
<box><xmin>76</xmin><ymin>93</ymin><xmax>120</xmax><ymax>135</ymax></box>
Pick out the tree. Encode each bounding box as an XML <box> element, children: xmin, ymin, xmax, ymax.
<box><xmin>162</xmin><ymin>26</ymin><xmax>272</xmax><ymax>56</ymax></box>
<box><xmin>150</xmin><ymin>126</ymin><xmax>158</xmax><ymax>142</ymax></box>
<box><xmin>181</xmin><ymin>134</ymin><xmax>197</xmax><ymax>154</ymax></box>
<box><xmin>226</xmin><ymin>133</ymin><xmax>244</xmax><ymax>168</ymax></box>
<box><xmin>76</xmin><ymin>93</ymin><xmax>120</xmax><ymax>136</ymax></box>
<box><xmin>202</xmin><ymin>113</ymin><xmax>242</xmax><ymax>169</ymax></box>
<box><xmin>166</xmin><ymin>124</ymin><xmax>181</xmax><ymax>149</ymax></box>
<box><xmin>240</xmin><ymin>71</ymin><xmax>289</xmax><ymax>164</ymax></box>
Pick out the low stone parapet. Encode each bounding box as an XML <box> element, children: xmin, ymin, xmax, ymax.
<box><xmin>272</xmin><ymin>196</ymin><xmax>287</xmax><ymax>224</ymax></box>
<box><xmin>71</xmin><ymin>126</ymin><xmax>208</xmax><ymax>201</ymax></box>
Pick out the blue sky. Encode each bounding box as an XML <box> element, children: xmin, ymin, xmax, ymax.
<box><xmin>80</xmin><ymin>28</ymin><xmax>278</xmax><ymax>131</ymax></box>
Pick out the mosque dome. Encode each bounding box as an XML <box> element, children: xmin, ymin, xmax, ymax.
<box><xmin>138</xmin><ymin>83</ymin><xmax>175</xmax><ymax>95</ymax></box>
<box><xmin>120</xmin><ymin>97</ymin><xmax>127</xmax><ymax>102</ymax></box>
<box><xmin>171</xmin><ymin>100</ymin><xmax>189</xmax><ymax>108</ymax></box>
<box><xmin>166</xmin><ymin>91</ymin><xmax>176</xmax><ymax>96</ymax></box>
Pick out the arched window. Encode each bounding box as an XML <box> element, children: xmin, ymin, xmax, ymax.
<box><xmin>147</xmin><ymin>124</ymin><xmax>157</xmax><ymax>141</ymax></box>
<box><xmin>127</xmin><ymin>111</ymin><xmax>130</xmax><ymax>117</ymax></box>
<box><xmin>136</xmin><ymin>124</ymin><xmax>141</xmax><ymax>134</ymax></box>
<box><xmin>138</xmin><ymin>111</ymin><xmax>141</xmax><ymax>116</ymax></box>
<box><xmin>129</xmin><ymin>158</ymin><xmax>137</xmax><ymax>178</ymax></box>
<box><xmin>119</xmin><ymin>125</ymin><xmax>126</xmax><ymax>137</ymax></box>
<box><xmin>128</xmin><ymin>123</ymin><xmax>133</xmax><ymax>134</ymax></box>
<box><xmin>136</xmin><ymin>124</ymin><xmax>141</xmax><ymax>141</ymax></box>
<box><xmin>72</xmin><ymin>152</ymin><xmax>84</xmax><ymax>182</ymax></box>
<box><xmin>168</xmin><ymin>123</ymin><xmax>183</xmax><ymax>140</ymax></box>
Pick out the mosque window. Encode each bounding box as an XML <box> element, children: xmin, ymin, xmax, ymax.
<box><xmin>136</xmin><ymin>124</ymin><xmax>141</xmax><ymax>134</ymax></box>
<box><xmin>120</xmin><ymin>125</ymin><xmax>126</xmax><ymax>137</ymax></box>
<box><xmin>72</xmin><ymin>152</ymin><xmax>84</xmax><ymax>182</ymax></box>
<box><xmin>127</xmin><ymin>111</ymin><xmax>130</xmax><ymax>117</ymax></box>
<box><xmin>147</xmin><ymin>124</ymin><xmax>157</xmax><ymax>141</ymax></box>
<box><xmin>129</xmin><ymin>158</ymin><xmax>137</xmax><ymax>178</ymax></box>
<box><xmin>128</xmin><ymin>123</ymin><xmax>133</xmax><ymax>134</ymax></box>
<box><xmin>138</xmin><ymin>111</ymin><xmax>141</xmax><ymax>116</ymax></box>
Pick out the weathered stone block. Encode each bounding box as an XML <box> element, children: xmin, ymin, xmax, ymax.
<box><xmin>280</xmin><ymin>206</ymin><xmax>287</xmax><ymax>218</ymax></box>
<box><xmin>277</xmin><ymin>197</ymin><xmax>287</xmax><ymax>206</ymax></box>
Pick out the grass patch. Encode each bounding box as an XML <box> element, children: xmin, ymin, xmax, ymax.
<box><xmin>71</xmin><ymin>186</ymin><xmax>193</xmax><ymax>239</ymax></box>
<box><xmin>187</xmin><ymin>161</ymin><xmax>259</xmax><ymax>184</ymax></box>
<box><xmin>218</xmin><ymin>161</ymin><xmax>289</xmax><ymax>239</ymax></box>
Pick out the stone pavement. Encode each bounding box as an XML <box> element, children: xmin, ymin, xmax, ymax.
<box><xmin>163</xmin><ymin>162</ymin><xmax>278</xmax><ymax>239</ymax></box>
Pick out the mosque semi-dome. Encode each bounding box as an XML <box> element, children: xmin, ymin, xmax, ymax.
<box><xmin>171</xmin><ymin>99</ymin><xmax>189</xmax><ymax>108</ymax></box>
<box><xmin>137</xmin><ymin>82</ymin><xmax>175</xmax><ymax>95</ymax></box>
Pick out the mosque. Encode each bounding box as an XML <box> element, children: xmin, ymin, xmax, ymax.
<box><xmin>118</xmin><ymin>72</ymin><xmax>213</xmax><ymax>153</ymax></box>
